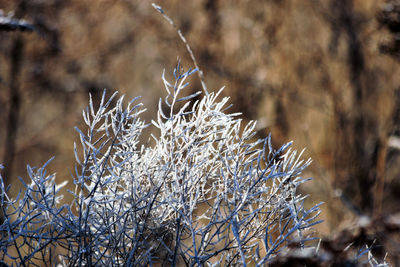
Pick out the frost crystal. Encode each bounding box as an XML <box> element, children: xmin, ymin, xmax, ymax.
<box><xmin>0</xmin><ymin>65</ymin><xmax>322</xmax><ymax>266</ymax></box>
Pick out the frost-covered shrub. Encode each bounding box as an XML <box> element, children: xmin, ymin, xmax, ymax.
<box><xmin>0</xmin><ymin>65</ymin><xmax>323</xmax><ymax>266</ymax></box>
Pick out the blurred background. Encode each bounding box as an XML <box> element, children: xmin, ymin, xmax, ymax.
<box><xmin>1</xmin><ymin>0</ymin><xmax>400</xmax><ymax>264</ymax></box>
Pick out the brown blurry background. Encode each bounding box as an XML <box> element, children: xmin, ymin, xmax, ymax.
<box><xmin>1</xmin><ymin>0</ymin><xmax>400</xmax><ymax>264</ymax></box>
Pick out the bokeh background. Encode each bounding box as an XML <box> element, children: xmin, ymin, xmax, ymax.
<box><xmin>1</xmin><ymin>0</ymin><xmax>400</xmax><ymax>264</ymax></box>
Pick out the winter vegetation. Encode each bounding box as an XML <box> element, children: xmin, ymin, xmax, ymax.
<box><xmin>0</xmin><ymin>63</ymin><xmax>321</xmax><ymax>265</ymax></box>
<box><xmin>0</xmin><ymin>63</ymin><xmax>388</xmax><ymax>266</ymax></box>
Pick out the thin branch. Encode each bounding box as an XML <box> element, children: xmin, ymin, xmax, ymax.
<box><xmin>152</xmin><ymin>3</ymin><xmax>209</xmax><ymax>96</ymax></box>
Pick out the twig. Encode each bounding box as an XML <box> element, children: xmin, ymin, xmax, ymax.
<box><xmin>152</xmin><ymin>3</ymin><xmax>209</xmax><ymax>96</ymax></box>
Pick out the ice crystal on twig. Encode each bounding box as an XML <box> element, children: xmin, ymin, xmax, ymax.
<box><xmin>0</xmin><ymin>65</ymin><xmax>323</xmax><ymax>266</ymax></box>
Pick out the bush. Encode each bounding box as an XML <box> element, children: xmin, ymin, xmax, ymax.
<box><xmin>0</xmin><ymin>64</ymin><xmax>324</xmax><ymax>266</ymax></box>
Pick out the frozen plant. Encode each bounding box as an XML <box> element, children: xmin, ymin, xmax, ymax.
<box><xmin>0</xmin><ymin>64</ymin><xmax>323</xmax><ymax>266</ymax></box>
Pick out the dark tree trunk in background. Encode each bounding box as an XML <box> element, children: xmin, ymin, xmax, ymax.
<box><xmin>2</xmin><ymin>37</ymin><xmax>24</xmax><ymax>185</ymax></box>
<box><xmin>328</xmin><ymin>0</ymin><xmax>378</xmax><ymax>214</ymax></box>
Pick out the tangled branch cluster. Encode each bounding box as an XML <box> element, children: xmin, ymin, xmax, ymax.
<box><xmin>1</xmin><ymin>65</ymin><xmax>323</xmax><ymax>266</ymax></box>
